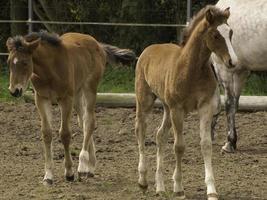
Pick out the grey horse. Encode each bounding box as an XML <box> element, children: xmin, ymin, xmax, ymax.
<box><xmin>211</xmin><ymin>0</ymin><xmax>267</xmax><ymax>153</ymax></box>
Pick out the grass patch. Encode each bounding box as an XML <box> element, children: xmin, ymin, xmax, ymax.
<box><xmin>98</xmin><ymin>65</ymin><xmax>135</xmax><ymax>93</ymax></box>
<box><xmin>242</xmin><ymin>73</ymin><xmax>267</xmax><ymax>96</ymax></box>
<box><xmin>0</xmin><ymin>74</ymin><xmax>14</xmax><ymax>102</ymax></box>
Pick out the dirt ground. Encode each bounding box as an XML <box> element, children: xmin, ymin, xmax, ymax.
<box><xmin>0</xmin><ymin>102</ymin><xmax>266</xmax><ymax>200</ymax></box>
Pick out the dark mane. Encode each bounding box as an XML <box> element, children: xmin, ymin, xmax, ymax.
<box><xmin>9</xmin><ymin>30</ymin><xmax>61</xmax><ymax>52</ymax></box>
<box><xmin>180</xmin><ymin>5</ymin><xmax>219</xmax><ymax>46</ymax></box>
<box><xmin>11</xmin><ymin>35</ymin><xmax>25</xmax><ymax>51</ymax></box>
<box><xmin>25</xmin><ymin>30</ymin><xmax>61</xmax><ymax>45</ymax></box>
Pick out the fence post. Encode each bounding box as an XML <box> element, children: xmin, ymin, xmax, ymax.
<box><xmin>28</xmin><ymin>0</ymin><xmax>33</xmax><ymax>33</ymax></box>
<box><xmin>186</xmin><ymin>0</ymin><xmax>192</xmax><ymax>25</ymax></box>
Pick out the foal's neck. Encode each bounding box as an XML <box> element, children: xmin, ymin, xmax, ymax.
<box><xmin>183</xmin><ymin>20</ymin><xmax>211</xmax><ymax>72</ymax></box>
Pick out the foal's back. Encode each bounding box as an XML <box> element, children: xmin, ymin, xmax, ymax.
<box><xmin>60</xmin><ymin>32</ymin><xmax>106</xmax><ymax>93</ymax></box>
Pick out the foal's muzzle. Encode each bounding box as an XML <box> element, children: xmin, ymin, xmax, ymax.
<box><xmin>223</xmin><ymin>56</ymin><xmax>235</xmax><ymax>69</ymax></box>
<box><xmin>10</xmin><ymin>88</ymin><xmax>23</xmax><ymax>97</ymax></box>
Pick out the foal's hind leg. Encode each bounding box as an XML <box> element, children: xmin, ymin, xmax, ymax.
<box><xmin>198</xmin><ymin>95</ymin><xmax>219</xmax><ymax>200</ymax></box>
<box><xmin>155</xmin><ymin>104</ymin><xmax>171</xmax><ymax>193</ymax></box>
<box><xmin>58</xmin><ymin>97</ymin><xmax>74</xmax><ymax>181</ymax></box>
<box><xmin>135</xmin><ymin>89</ymin><xmax>155</xmax><ymax>189</ymax></box>
<box><xmin>74</xmin><ymin>91</ymin><xmax>84</xmax><ymax>128</ymax></box>
<box><xmin>35</xmin><ymin>94</ymin><xmax>53</xmax><ymax>185</ymax></box>
<box><xmin>78</xmin><ymin>90</ymin><xmax>97</xmax><ymax>179</ymax></box>
<box><xmin>169</xmin><ymin>106</ymin><xmax>185</xmax><ymax>199</ymax></box>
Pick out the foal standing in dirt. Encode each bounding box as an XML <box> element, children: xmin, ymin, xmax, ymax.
<box><xmin>135</xmin><ymin>6</ymin><xmax>235</xmax><ymax>200</ymax></box>
<box><xmin>6</xmin><ymin>31</ymin><xmax>135</xmax><ymax>184</ymax></box>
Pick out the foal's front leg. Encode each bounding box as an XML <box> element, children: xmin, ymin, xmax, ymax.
<box><xmin>199</xmin><ymin>99</ymin><xmax>218</xmax><ymax>200</ymax></box>
<box><xmin>58</xmin><ymin>97</ymin><xmax>74</xmax><ymax>181</ymax></box>
<box><xmin>35</xmin><ymin>94</ymin><xmax>53</xmax><ymax>185</ymax></box>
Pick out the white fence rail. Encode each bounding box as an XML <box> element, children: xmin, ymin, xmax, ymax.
<box><xmin>24</xmin><ymin>92</ymin><xmax>267</xmax><ymax>111</ymax></box>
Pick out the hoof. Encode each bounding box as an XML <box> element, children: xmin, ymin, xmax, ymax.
<box><xmin>174</xmin><ymin>191</ymin><xmax>185</xmax><ymax>199</ymax></box>
<box><xmin>77</xmin><ymin>172</ymin><xmax>94</xmax><ymax>181</ymax></box>
<box><xmin>87</xmin><ymin>172</ymin><xmax>94</xmax><ymax>178</ymax></box>
<box><xmin>43</xmin><ymin>178</ymin><xmax>53</xmax><ymax>186</ymax></box>
<box><xmin>66</xmin><ymin>174</ymin><xmax>75</xmax><ymax>182</ymax></box>
<box><xmin>138</xmin><ymin>183</ymin><xmax>148</xmax><ymax>190</ymax></box>
<box><xmin>221</xmin><ymin>142</ymin><xmax>235</xmax><ymax>153</ymax></box>
<box><xmin>156</xmin><ymin>191</ymin><xmax>166</xmax><ymax>198</ymax></box>
<box><xmin>207</xmin><ymin>193</ymin><xmax>218</xmax><ymax>200</ymax></box>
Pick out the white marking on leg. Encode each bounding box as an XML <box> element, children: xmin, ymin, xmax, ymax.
<box><xmin>80</xmin><ymin>97</ymin><xmax>96</xmax><ymax>175</ymax></box>
<box><xmin>138</xmin><ymin>153</ymin><xmax>147</xmax><ymax>186</ymax></box>
<box><xmin>155</xmin><ymin>108</ymin><xmax>170</xmax><ymax>193</ymax></box>
<box><xmin>37</xmin><ymin>98</ymin><xmax>54</xmax><ymax>183</ymax></box>
<box><xmin>78</xmin><ymin>149</ymin><xmax>89</xmax><ymax>173</ymax></box>
<box><xmin>88</xmin><ymin>137</ymin><xmax>96</xmax><ymax>174</ymax></box>
<box><xmin>135</xmin><ymin>112</ymin><xmax>148</xmax><ymax>187</ymax></box>
<box><xmin>199</xmin><ymin>92</ymin><xmax>218</xmax><ymax>197</ymax></box>
<box><xmin>44</xmin><ymin>169</ymin><xmax>53</xmax><ymax>181</ymax></box>
<box><xmin>170</xmin><ymin>108</ymin><xmax>185</xmax><ymax>195</ymax></box>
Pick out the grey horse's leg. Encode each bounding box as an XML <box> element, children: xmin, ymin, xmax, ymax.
<box><xmin>223</xmin><ymin>86</ymin><xmax>237</xmax><ymax>152</ymax></box>
<box><xmin>222</xmin><ymin>69</ymin><xmax>249</xmax><ymax>152</ymax></box>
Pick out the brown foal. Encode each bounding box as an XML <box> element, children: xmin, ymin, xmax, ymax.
<box><xmin>6</xmin><ymin>31</ymin><xmax>135</xmax><ymax>185</ymax></box>
<box><xmin>135</xmin><ymin>6</ymin><xmax>234</xmax><ymax>200</ymax></box>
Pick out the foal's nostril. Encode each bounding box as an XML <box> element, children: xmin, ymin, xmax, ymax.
<box><xmin>19</xmin><ymin>88</ymin><xmax>22</xmax><ymax>96</ymax></box>
<box><xmin>229</xmin><ymin>59</ymin><xmax>233</xmax><ymax>67</ymax></box>
<box><xmin>10</xmin><ymin>88</ymin><xmax>22</xmax><ymax>97</ymax></box>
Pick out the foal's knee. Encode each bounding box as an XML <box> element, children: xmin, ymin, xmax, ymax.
<box><xmin>135</xmin><ymin>116</ymin><xmax>146</xmax><ymax>134</ymax></box>
<box><xmin>200</xmin><ymin>138</ymin><xmax>212</xmax><ymax>153</ymax></box>
<box><xmin>60</xmin><ymin>128</ymin><xmax>71</xmax><ymax>147</ymax></box>
<box><xmin>84</xmin><ymin>111</ymin><xmax>96</xmax><ymax>131</ymax></box>
<box><xmin>42</xmin><ymin>128</ymin><xmax>52</xmax><ymax>144</ymax></box>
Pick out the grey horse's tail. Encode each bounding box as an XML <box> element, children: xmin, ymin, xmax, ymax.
<box><xmin>100</xmin><ymin>43</ymin><xmax>136</xmax><ymax>65</ymax></box>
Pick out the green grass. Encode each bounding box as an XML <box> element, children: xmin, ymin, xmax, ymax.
<box><xmin>1</xmin><ymin>68</ymin><xmax>267</xmax><ymax>102</ymax></box>
<box><xmin>98</xmin><ymin>65</ymin><xmax>135</xmax><ymax>93</ymax></box>
<box><xmin>0</xmin><ymin>74</ymin><xmax>15</xmax><ymax>102</ymax></box>
<box><xmin>242</xmin><ymin>73</ymin><xmax>267</xmax><ymax>96</ymax></box>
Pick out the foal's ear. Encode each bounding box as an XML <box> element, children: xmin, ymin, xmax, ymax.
<box><xmin>25</xmin><ymin>38</ymin><xmax>40</xmax><ymax>53</ymax></box>
<box><xmin>6</xmin><ymin>37</ymin><xmax>14</xmax><ymax>52</ymax></box>
<box><xmin>205</xmin><ymin>8</ymin><xmax>215</xmax><ymax>24</ymax></box>
<box><xmin>223</xmin><ymin>7</ymin><xmax>230</xmax><ymax>19</ymax></box>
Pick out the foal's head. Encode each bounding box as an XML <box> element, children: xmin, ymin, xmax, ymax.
<box><xmin>6</xmin><ymin>36</ymin><xmax>40</xmax><ymax>97</ymax></box>
<box><xmin>181</xmin><ymin>5</ymin><xmax>236</xmax><ymax>68</ymax></box>
<box><xmin>203</xmin><ymin>6</ymin><xmax>236</xmax><ymax>68</ymax></box>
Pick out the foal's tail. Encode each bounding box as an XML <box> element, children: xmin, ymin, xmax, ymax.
<box><xmin>100</xmin><ymin>43</ymin><xmax>136</xmax><ymax>65</ymax></box>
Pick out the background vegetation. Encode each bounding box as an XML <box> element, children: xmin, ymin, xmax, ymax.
<box><xmin>0</xmin><ymin>0</ymin><xmax>266</xmax><ymax>101</ymax></box>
